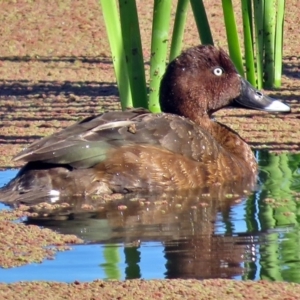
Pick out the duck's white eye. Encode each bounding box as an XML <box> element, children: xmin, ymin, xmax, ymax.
<box><xmin>213</xmin><ymin>67</ymin><xmax>223</xmax><ymax>76</ymax></box>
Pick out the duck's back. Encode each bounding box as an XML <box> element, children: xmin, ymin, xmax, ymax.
<box><xmin>16</xmin><ymin>108</ymin><xmax>219</xmax><ymax>165</ymax></box>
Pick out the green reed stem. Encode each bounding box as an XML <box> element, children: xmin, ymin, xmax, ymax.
<box><xmin>221</xmin><ymin>0</ymin><xmax>244</xmax><ymax>76</ymax></box>
<box><xmin>263</xmin><ymin>0</ymin><xmax>276</xmax><ymax>88</ymax></box>
<box><xmin>253</xmin><ymin>0</ymin><xmax>264</xmax><ymax>89</ymax></box>
<box><xmin>148</xmin><ymin>0</ymin><xmax>172</xmax><ymax>113</ymax></box>
<box><xmin>169</xmin><ymin>0</ymin><xmax>189</xmax><ymax>61</ymax></box>
<box><xmin>118</xmin><ymin>0</ymin><xmax>148</xmax><ymax>108</ymax></box>
<box><xmin>190</xmin><ymin>0</ymin><xmax>213</xmax><ymax>45</ymax></box>
<box><xmin>241</xmin><ymin>0</ymin><xmax>256</xmax><ymax>85</ymax></box>
<box><xmin>274</xmin><ymin>0</ymin><xmax>285</xmax><ymax>88</ymax></box>
<box><xmin>247</xmin><ymin>0</ymin><xmax>253</xmax><ymax>42</ymax></box>
<box><xmin>99</xmin><ymin>0</ymin><xmax>132</xmax><ymax>109</ymax></box>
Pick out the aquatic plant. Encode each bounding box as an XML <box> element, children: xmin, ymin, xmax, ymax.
<box><xmin>99</xmin><ymin>0</ymin><xmax>285</xmax><ymax>111</ymax></box>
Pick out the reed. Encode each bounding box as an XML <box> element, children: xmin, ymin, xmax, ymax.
<box><xmin>148</xmin><ymin>0</ymin><xmax>172</xmax><ymax>112</ymax></box>
<box><xmin>99</xmin><ymin>0</ymin><xmax>286</xmax><ymax>111</ymax></box>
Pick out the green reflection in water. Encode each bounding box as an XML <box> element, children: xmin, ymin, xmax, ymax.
<box><xmin>124</xmin><ymin>246</ymin><xmax>141</xmax><ymax>279</ymax></box>
<box><xmin>255</xmin><ymin>151</ymin><xmax>300</xmax><ymax>282</ymax></box>
<box><xmin>259</xmin><ymin>151</ymin><xmax>300</xmax><ymax>226</ymax></box>
<box><xmin>100</xmin><ymin>244</ymin><xmax>121</xmax><ymax>280</ymax></box>
<box><xmin>100</xmin><ymin>245</ymin><xmax>141</xmax><ymax>280</ymax></box>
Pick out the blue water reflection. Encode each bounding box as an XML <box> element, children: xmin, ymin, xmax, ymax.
<box><xmin>1</xmin><ymin>151</ymin><xmax>300</xmax><ymax>283</ymax></box>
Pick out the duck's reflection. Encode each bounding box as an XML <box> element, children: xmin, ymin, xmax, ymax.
<box><xmin>164</xmin><ymin>234</ymin><xmax>253</xmax><ymax>279</ymax></box>
<box><xmin>24</xmin><ymin>180</ymin><xmax>257</xmax><ymax>280</ymax></box>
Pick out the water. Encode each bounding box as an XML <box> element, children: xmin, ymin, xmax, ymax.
<box><xmin>1</xmin><ymin>151</ymin><xmax>300</xmax><ymax>283</ymax></box>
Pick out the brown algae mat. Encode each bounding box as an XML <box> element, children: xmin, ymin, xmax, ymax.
<box><xmin>1</xmin><ymin>0</ymin><xmax>300</xmax><ymax>298</ymax></box>
<box><xmin>1</xmin><ymin>279</ymin><xmax>300</xmax><ymax>300</ymax></box>
<box><xmin>0</xmin><ymin>207</ymin><xmax>83</xmax><ymax>268</ymax></box>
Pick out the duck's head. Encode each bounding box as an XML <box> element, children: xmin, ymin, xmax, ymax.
<box><xmin>159</xmin><ymin>45</ymin><xmax>290</xmax><ymax>121</ymax></box>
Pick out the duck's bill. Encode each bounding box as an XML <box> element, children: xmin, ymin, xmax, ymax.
<box><xmin>233</xmin><ymin>78</ymin><xmax>291</xmax><ymax>113</ymax></box>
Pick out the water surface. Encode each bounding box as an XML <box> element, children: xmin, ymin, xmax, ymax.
<box><xmin>1</xmin><ymin>151</ymin><xmax>300</xmax><ymax>283</ymax></box>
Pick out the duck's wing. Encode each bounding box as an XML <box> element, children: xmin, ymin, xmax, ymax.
<box><xmin>14</xmin><ymin>108</ymin><xmax>214</xmax><ymax>169</ymax></box>
<box><xmin>14</xmin><ymin>108</ymin><xmax>149</xmax><ymax>168</ymax></box>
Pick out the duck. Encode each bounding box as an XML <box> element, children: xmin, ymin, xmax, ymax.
<box><xmin>0</xmin><ymin>45</ymin><xmax>290</xmax><ymax>204</ymax></box>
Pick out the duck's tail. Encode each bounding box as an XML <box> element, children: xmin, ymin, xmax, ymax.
<box><xmin>0</xmin><ymin>163</ymin><xmax>97</xmax><ymax>206</ymax></box>
<box><xmin>0</xmin><ymin>163</ymin><xmax>65</xmax><ymax>205</ymax></box>
<box><xmin>0</xmin><ymin>182</ymin><xmax>20</xmax><ymax>205</ymax></box>
<box><xmin>0</xmin><ymin>178</ymin><xmax>54</xmax><ymax>205</ymax></box>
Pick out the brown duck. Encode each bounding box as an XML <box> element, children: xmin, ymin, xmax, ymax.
<box><xmin>0</xmin><ymin>45</ymin><xmax>290</xmax><ymax>204</ymax></box>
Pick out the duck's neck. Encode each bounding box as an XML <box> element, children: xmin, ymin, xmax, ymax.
<box><xmin>196</xmin><ymin>115</ymin><xmax>257</xmax><ymax>173</ymax></box>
